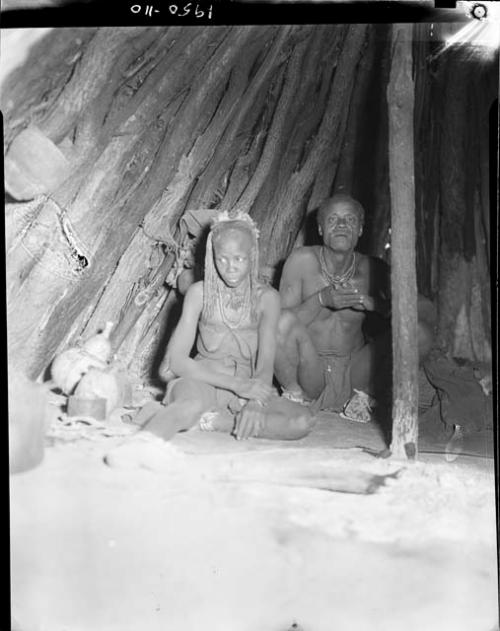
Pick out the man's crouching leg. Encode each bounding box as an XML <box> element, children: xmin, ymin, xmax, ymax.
<box><xmin>274</xmin><ymin>310</ymin><xmax>324</xmax><ymax>403</ymax></box>
<box><xmin>253</xmin><ymin>396</ymin><xmax>315</xmax><ymax>441</ymax></box>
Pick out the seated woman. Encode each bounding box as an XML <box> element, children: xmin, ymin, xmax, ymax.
<box><xmin>122</xmin><ymin>211</ymin><xmax>314</xmax><ymax>446</ymax></box>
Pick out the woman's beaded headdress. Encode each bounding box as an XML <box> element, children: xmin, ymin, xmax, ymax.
<box><xmin>203</xmin><ymin>210</ymin><xmax>260</xmax><ymax>323</ymax></box>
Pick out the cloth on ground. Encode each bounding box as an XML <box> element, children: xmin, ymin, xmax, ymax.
<box><xmin>423</xmin><ymin>352</ymin><xmax>493</xmax><ymax>432</ymax></box>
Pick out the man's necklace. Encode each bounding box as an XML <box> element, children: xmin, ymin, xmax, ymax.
<box><xmin>319</xmin><ymin>247</ymin><xmax>356</xmax><ymax>288</ymax></box>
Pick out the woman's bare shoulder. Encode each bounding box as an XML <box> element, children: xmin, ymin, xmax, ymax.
<box><xmin>184</xmin><ymin>281</ymin><xmax>204</xmax><ymax>309</ymax></box>
<box><xmin>186</xmin><ymin>280</ymin><xmax>203</xmax><ymax>295</ymax></box>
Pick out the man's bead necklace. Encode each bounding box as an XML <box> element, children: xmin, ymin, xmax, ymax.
<box><xmin>319</xmin><ymin>247</ymin><xmax>356</xmax><ymax>288</ymax></box>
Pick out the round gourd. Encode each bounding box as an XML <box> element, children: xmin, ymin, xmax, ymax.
<box><xmin>51</xmin><ymin>348</ymin><xmax>106</xmax><ymax>395</ymax></box>
<box><xmin>82</xmin><ymin>321</ymin><xmax>114</xmax><ymax>362</ymax></box>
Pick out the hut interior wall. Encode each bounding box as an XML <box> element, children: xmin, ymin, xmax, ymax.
<box><xmin>413</xmin><ymin>26</ymin><xmax>495</xmax><ymax>363</ymax></box>
<box><xmin>3</xmin><ymin>24</ymin><xmax>495</xmax><ymax>382</ymax></box>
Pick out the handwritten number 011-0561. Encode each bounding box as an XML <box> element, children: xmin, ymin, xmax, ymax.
<box><xmin>170</xmin><ymin>2</ymin><xmax>213</xmax><ymax>16</ymax></box>
<box><xmin>130</xmin><ymin>3</ymin><xmax>213</xmax><ymax>18</ymax></box>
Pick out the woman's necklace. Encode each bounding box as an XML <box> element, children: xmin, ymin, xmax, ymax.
<box><xmin>217</xmin><ymin>281</ymin><xmax>251</xmax><ymax>328</ymax></box>
<box><xmin>319</xmin><ymin>247</ymin><xmax>356</xmax><ymax>288</ymax></box>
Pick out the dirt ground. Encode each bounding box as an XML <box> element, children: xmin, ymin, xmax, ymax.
<box><xmin>10</xmin><ymin>410</ymin><xmax>499</xmax><ymax>631</ymax></box>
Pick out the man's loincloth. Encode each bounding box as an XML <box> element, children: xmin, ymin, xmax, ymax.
<box><xmin>310</xmin><ymin>352</ymin><xmax>353</xmax><ymax>414</ymax></box>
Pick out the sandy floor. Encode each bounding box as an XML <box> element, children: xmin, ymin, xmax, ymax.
<box><xmin>10</xmin><ymin>412</ymin><xmax>499</xmax><ymax>631</ymax></box>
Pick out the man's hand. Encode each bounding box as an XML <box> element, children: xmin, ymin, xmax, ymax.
<box><xmin>319</xmin><ymin>285</ymin><xmax>374</xmax><ymax>311</ymax></box>
<box><xmin>351</xmin><ymin>294</ymin><xmax>375</xmax><ymax>311</ymax></box>
<box><xmin>235</xmin><ymin>378</ymin><xmax>273</xmax><ymax>405</ymax></box>
<box><xmin>234</xmin><ymin>400</ymin><xmax>266</xmax><ymax>440</ymax></box>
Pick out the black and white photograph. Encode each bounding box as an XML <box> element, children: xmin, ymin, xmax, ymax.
<box><xmin>2</xmin><ymin>2</ymin><xmax>499</xmax><ymax>629</ymax></box>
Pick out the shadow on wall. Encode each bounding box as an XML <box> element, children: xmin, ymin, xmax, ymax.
<box><xmin>148</xmin><ymin>296</ymin><xmax>184</xmax><ymax>385</ymax></box>
<box><xmin>148</xmin><ymin>224</ymin><xmax>211</xmax><ymax>383</ymax></box>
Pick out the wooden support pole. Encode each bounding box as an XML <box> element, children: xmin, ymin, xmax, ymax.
<box><xmin>387</xmin><ymin>24</ymin><xmax>419</xmax><ymax>460</ymax></box>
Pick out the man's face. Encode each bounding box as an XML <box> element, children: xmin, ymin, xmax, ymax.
<box><xmin>318</xmin><ymin>201</ymin><xmax>363</xmax><ymax>252</ymax></box>
<box><xmin>213</xmin><ymin>229</ymin><xmax>252</xmax><ymax>288</ymax></box>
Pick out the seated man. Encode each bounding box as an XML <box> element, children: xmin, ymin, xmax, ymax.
<box><xmin>274</xmin><ymin>193</ymin><xmax>435</xmax><ymax>422</ymax></box>
<box><xmin>118</xmin><ymin>211</ymin><xmax>313</xmax><ymax>447</ymax></box>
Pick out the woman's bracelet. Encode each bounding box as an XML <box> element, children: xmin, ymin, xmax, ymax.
<box><xmin>318</xmin><ymin>289</ymin><xmax>325</xmax><ymax>307</ymax></box>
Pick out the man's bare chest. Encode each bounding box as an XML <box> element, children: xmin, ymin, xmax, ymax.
<box><xmin>305</xmin><ymin>263</ymin><xmax>370</xmax><ymax>294</ymax></box>
<box><xmin>303</xmin><ymin>261</ymin><xmax>369</xmax><ymax>323</ymax></box>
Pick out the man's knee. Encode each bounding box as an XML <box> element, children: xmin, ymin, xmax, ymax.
<box><xmin>277</xmin><ymin>309</ymin><xmax>302</xmax><ymax>345</ymax></box>
<box><xmin>277</xmin><ymin>309</ymin><xmax>298</xmax><ymax>334</ymax></box>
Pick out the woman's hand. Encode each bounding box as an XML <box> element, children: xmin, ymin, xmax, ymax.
<box><xmin>234</xmin><ymin>378</ymin><xmax>273</xmax><ymax>405</ymax></box>
<box><xmin>234</xmin><ymin>400</ymin><xmax>266</xmax><ymax>440</ymax></box>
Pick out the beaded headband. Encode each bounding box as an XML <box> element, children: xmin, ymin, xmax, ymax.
<box><xmin>210</xmin><ymin>209</ymin><xmax>260</xmax><ymax>238</ymax></box>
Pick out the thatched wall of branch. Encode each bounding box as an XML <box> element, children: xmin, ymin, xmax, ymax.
<box><xmin>3</xmin><ymin>24</ymin><xmax>495</xmax><ymax>383</ymax></box>
<box><xmin>4</xmin><ymin>25</ymin><xmax>373</xmax><ymax>380</ymax></box>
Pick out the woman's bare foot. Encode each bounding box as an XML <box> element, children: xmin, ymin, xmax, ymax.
<box><xmin>281</xmin><ymin>388</ymin><xmax>309</xmax><ymax>405</ymax></box>
<box><xmin>198</xmin><ymin>410</ymin><xmax>235</xmax><ymax>433</ymax></box>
